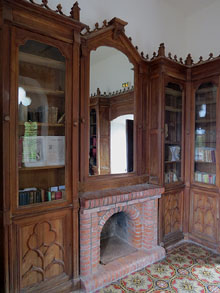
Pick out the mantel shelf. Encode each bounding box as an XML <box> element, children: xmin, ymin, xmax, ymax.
<box><xmin>19</xmin><ymin>52</ymin><xmax>65</xmax><ymax>70</ymax></box>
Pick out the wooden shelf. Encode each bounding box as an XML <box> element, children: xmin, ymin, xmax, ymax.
<box><xmin>196</xmin><ymin>119</ymin><xmax>216</xmax><ymax>123</ymax></box>
<box><xmin>165</xmin><ymin>141</ymin><xmax>181</xmax><ymax>145</ymax></box>
<box><xmin>165</xmin><ymin>160</ymin><xmax>181</xmax><ymax>164</ymax></box>
<box><xmin>19</xmin><ymin>85</ymin><xmax>64</xmax><ymax>96</ymax></box>
<box><xmin>165</xmin><ymin>106</ymin><xmax>182</xmax><ymax>112</ymax></box>
<box><xmin>165</xmin><ymin>88</ymin><xmax>182</xmax><ymax>97</ymax></box>
<box><xmin>19</xmin><ymin>165</ymin><xmax>65</xmax><ymax>171</ymax></box>
<box><xmin>196</xmin><ymin>100</ymin><xmax>216</xmax><ymax>106</ymax></box>
<box><xmin>19</xmin><ymin>52</ymin><xmax>65</xmax><ymax>70</ymax></box>
<box><xmin>19</xmin><ymin>122</ymin><xmax>65</xmax><ymax>127</ymax></box>
<box><xmin>196</xmin><ymin>87</ymin><xmax>217</xmax><ymax>94</ymax></box>
<box><xmin>195</xmin><ymin>161</ymin><xmax>215</xmax><ymax>164</ymax></box>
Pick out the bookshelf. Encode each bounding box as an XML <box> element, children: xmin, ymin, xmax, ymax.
<box><xmin>194</xmin><ymin>82</ymin><xmax>217</xmax><ymax>185</ymax></box>
<box><xmin>18</xmin><ymin>39</ymin><xmax>66</xmax><ymax>206</ymax></box>
<box><xmin>89</xmin><ymin>108</ymin><xmax>97</xmax><ymax>175</ymax></box>
<box><xmin>164</xmin><ymin>83</ymin><xmax>183</xmax><ymax>184</ymax></box>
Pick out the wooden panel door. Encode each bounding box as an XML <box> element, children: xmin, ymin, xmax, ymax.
<box><xmin>12</xmin><ymin>209</ymin><xmax>72</xmax><ymax>291</ymax></box>
<box><xmin>159</xmin><ymin>189</ymin><xmax>184</xmax><ymax>246</ymax></box>
<box><xmin>189</xmin><ymin>189</ymin><xmax>219</xmax><ymax>245</ymax></box>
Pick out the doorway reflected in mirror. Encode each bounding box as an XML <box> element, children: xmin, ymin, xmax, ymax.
<box><xmin>89</xmin><ymin>46</ymin><xmax>134</xmax><ymax>176</ymax></box>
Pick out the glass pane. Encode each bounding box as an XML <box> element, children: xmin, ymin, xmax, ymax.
<box><xmin>164</xmin><ymin>83</ymin><xmax>182</xmax><ymax>184</ymax></box>
<box><xmin>194</xmin><ymin>82</ymin><xmax>217</xmax><ymax>185</ymax></box>
<box><xmin>18</xmin><ymin>40</ymin><xmax>66</xmax><ymax>206</ymax></box>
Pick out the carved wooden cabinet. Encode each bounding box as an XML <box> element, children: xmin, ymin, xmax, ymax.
<box><xmin>148</xmin><ymin>46</ymin><xmax>186</xmax><ymax>246</ymax></box>
<box><xmin>187</xmin><ymin>60</ymin><xmax>220</xmax><ymax>251</ymax></box>
<box><xmin>189</xmin><ymin>189</ymin><xmax>218</xmax><ymax>247</ymax></box>
<box><xmin>0</xmin><ymin>0</ymin><xmax>85</xmax><ymax>291</ymax></box>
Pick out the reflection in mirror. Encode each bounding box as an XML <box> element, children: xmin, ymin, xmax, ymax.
<box><xmin>89</xmin><ymin>46</ymin><xmax>134</xmax><ymax>175</ymax></box>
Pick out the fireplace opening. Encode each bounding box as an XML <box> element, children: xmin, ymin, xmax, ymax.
<box><xmin>100</xmin><ymin>211</ymin><xmax>137</xmax><ymax>265</ymax></box>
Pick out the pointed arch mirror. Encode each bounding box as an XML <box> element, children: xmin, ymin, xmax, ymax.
<box><xmin>80</xmin><ymin>18</ymin><xmax>146</xmax><ymax>191</ymax></box>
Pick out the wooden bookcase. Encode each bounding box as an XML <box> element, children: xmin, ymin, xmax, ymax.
<box><xmin>148</xmin><ymin>54</ymin><xmax>186</xmax><ymax>247</ymax></box>
<box><xmin>0</xmin><ymin>0</ymin><xmax>85</xmax><ymax>292</ymax></box>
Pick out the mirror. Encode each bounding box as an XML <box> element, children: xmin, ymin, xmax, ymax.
<box><xmin>89</xmin><ymin>46</ymin><xmax>134</xmax><ymax>175</ymax></box>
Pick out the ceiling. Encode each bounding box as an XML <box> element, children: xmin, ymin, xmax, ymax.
<box><xmin>165</xmin><ymin>0</ymin><xmax>218</xmax><ymax>17</ymax></box>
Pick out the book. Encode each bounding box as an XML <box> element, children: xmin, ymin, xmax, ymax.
<box><xmin>55</xmin><ymin>191</ymin><xmax>62</xmax><ymax>200</ymax></box>
<box><xmin>51</xmin><ymin>191</ymin><xmax>56</xmax><ymax>200</ymax></box>
<box><xmin>22</xmin><ymin>136</ymin><xmax>65</xmax><ymax>167</ymax></box>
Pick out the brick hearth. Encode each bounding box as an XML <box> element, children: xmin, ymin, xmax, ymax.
<box><xmin>79</xmin><ymin>184</ymin><xmax>165</xmax><ymax>292</ymax></box>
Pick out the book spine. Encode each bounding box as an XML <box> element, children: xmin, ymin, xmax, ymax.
<box><xmin>51</xmin><ymin>191</ymin><xmax>56</xmax><ymax>200</ymax></box>
<box><xmin>55</xmin><ymin>191</ymin><xmax>62</xmax><ymax>200</ymax></box>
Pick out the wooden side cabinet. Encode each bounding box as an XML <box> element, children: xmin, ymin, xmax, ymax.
<box><xmin>189</xmin><ymin>189</ymin><xmax>219</xmax><ymax>249</ymax></box>
<box><xmin>148</xmin><ymin>50</ymin><xmax>186</xmax><ymax>247</ymax></box>
<box><xmin>0</xmin><ymin>0</ymin><xmax>85</xmax><ymax>292</ymax></box>
<box><xmin>159</xmin><ymin>189</ymin><xmax>184</xmax><ymax>246</ymax></box>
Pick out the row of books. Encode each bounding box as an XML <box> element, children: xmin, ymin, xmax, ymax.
<box><xmin>195</xmin><ymin>171</ymin><xmax>216</xmax><ymax>184</ymax></box>
<box><xmin>19</xmin><ymin>185</ymin><xmax>65</xmax><ymax>206</ymax></box>
<box><xmin>195</xmin><ymin>147</ymin><xmax>216</xmax><ymax>163</ymax></box>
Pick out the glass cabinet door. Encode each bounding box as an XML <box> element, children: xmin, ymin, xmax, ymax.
<box><xmin>164</xmin><ymin>83</ymin><xmax>183</xmax><ymax>184</ymax></box>
<box><xmin>18</xmin><ymin>40</ymin><xmax>66</xmax><ymax>206</ymax></box>
<box><xmin>194</xmin><ymin>82</ymin><xmax>217</xmax><ymax>185</ymax></box>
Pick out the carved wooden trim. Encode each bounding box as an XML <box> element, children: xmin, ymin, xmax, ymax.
<box><xmin>24</xmin><ymin>0</ymin><xmax>81</xmax><ymax>21</ymax></box>
<box><xmin>22</xmin><ymin>221</ymin><xmax>65</xmax><ymax>282</ymax></box>
<box><xmin>90</xmin><ymin>86</ymin><xmax>134</xmax><ymax>98</ymax></box>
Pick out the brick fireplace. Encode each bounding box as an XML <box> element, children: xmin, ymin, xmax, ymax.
<box><xmin>79</xmin><ymin>184</ymin><xmax>165</xmax><ymax>292</ymax></box>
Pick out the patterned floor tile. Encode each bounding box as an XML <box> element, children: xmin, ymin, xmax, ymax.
<box><xmin>97</xmin><ymin>242</ymin><xmax>220</xmax><ymax>293</ymax></box>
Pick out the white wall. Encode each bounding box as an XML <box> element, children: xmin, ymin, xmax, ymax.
<box><xmin>34</xmin><ymin>0</ymin><xmax>187</xmax><ymax>59</ymax></box>
<box><xmin>34</xmin><ymin>0</ymin><xmax>220</xmax><ymax>61</ymax></box>
<box><xmin>185</xmin><ymin>1</ymin><xmax>220</xmax><ymax>61</ymax></box>
<box><xmin>90</xmin><ymin>47</ymin><xmax>134</xmax><ymax>95</ymax></box>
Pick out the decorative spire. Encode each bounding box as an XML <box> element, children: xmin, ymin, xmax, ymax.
<box><xmin>185</xmin><ymin>54</ymin><xmax>193</xmax><ymax>65</ymax></box>
<box><xmin>158</xmin><ymin>43</ymin><xmax>165</xmax><ymax>57</ymax></box>
<box><xmin>70</xmin><ymin>1</ymin><xmax>80</xmax><ymax>21</ymax></box>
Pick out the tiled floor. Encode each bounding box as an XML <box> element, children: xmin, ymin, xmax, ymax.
<box><xmin>96</xmin><ymin>242</ymin><xmax>220</xmax><ymax>292</ymax></box>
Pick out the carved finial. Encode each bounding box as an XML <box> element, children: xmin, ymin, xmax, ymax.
<box><xmin>135</xmin><ymin>46</ymin><xmax>138</xmax><ymax>51</ymax></box>
<box><xmin>179</xmin><ymin>57</ymin><xmax>183</xmax><ymax>64</ymax></box>
<box><xmin>102</xmin><ymin>20</ymin><xmax>108</xmax><ymax>27</ymax></box>
<box><xmin>151</xmin><ymin>52</ymin><xmax>157</xmax><ymax>60</ymax></box>
<box><xmin>56</xmin><ymin>4</ymin><xmax>63</xmax><ymax>15</ymax></box>
<box><xmin>208</xmin><ymin>53</ymin><xmax>214</xmax><ymax>60</ymax></box>
<box><xmin>95</xmin><ymin>22</ymin><xmax>99</xmax><ymax>30</ymax></box>
<box><xmin>158</xmin><ymin>43</ymin><xmax>165</xmax><ymax>57</ymax></box>
<box><xmin>198</xmin><ymin>56</ymin><xmax>203</xmax><ymax>63</ymax></box>
<box><xmin>97</xmin><ymin>88</ymin><xmax>101</xmax><ymax>96</ymax></box>
<box><xmin>41</xmin><ymin>0</ymin><xmax>50</xmax><ymax>9</ymax></box>
<box><xmin>128</xmin><ymin>37</ymin><xmax>132</xmax><ymax>42</ymax></box>
<box><xmin>86</xmin><ymin>26</ymin><xmax>91</xmax><ymax>34</ymax></box>
<box><xmin>70</xmin><ymin>2</ymin><xmax>80</xmax><ymax>21</ymax></box>
<box><xmin>145</xmin><ymin>54</ymin><xmax>149</xmax><ymax>60</ymax></box>
<box><xmin>174</xmin><ymin>55</ymin><xmax>178</xmax><ymax>61</ymax></box>
<box><xmin>168</xmin><ymin>52</ymin><xmax>172</xmax><ymax>59</ymax></box>
<box><xmin>141</xmin><ymin>52</ymin><xmax>144</xmax><ymax>58</ymax></box>
<box><xmin>185</xmin><ymin>54</ymin><xmax>193</xmax><ymax>65</ymax></box>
